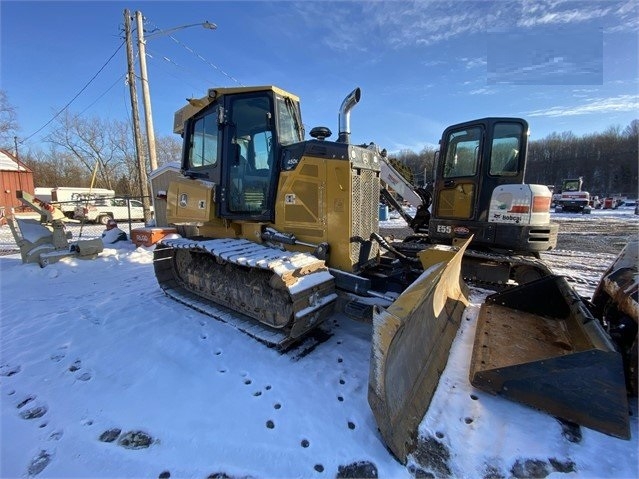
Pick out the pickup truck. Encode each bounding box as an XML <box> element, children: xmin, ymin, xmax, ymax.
<box><xmin>74</xmin><ymin>198</ymin><xmax>152</xmax><ymax>225</ymax></box>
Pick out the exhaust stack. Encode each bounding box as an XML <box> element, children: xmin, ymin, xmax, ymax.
<box><xmin>337</xmin><ymin>87</ymin><xmax>361</xmax><ymax>144</ymax></box>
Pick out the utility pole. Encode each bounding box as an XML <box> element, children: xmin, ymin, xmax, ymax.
<box><xmin>136</xmin><ymin>10</ymin><xmax>158</xmax><ymax>172</ymax></box>
<box><xmin>124</xmin><ymin>9</ymin><xmax>152</xmax><ymax>223</ymax></box>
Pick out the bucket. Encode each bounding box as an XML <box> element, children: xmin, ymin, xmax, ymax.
<box><xmin>470</xmin><ymin>275</ymin><xmax>629</xmax><ymax>439</ymax></box>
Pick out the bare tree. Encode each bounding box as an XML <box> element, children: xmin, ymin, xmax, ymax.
<box><xmin>45</xmin><ymin>111</ymin><xmax>129</xmax><ymax>190</ymax></box>
<box><xmin>0</xmin><ymin>90</ymin><xmax>19</xmax><ymax>150</ymax></box>
<box><xmin>156</xmin><ymin>135</ymin><xmax>182</xmax><ymax>167</ymax></box>
<box><xmin>526</xmin><ymin>120</ymin><xmax>638</xmax><ymax>197</ymax></box>
<box><xmin>21</xmin><ymin>147</ymin><xmax>90</xmax><ymax>187</ymax></box>
<box><xmin>623</xmin><ymin>120</ymin><xmax>639</xmax><ymax>138</ymax></box>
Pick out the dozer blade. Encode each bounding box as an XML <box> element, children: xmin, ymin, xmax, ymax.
<box><xmin>470</xmin><ymin>275</ymin><xmax>630</xmax><ymax>439</ymax></box>
<box><xmin>368</xmin><ymin>238</ymin><xmax>471</xmax><ymax>463</ymax></box>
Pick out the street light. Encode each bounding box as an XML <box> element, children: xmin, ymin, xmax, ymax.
<box><xmin>145</xmin><ymin>21</ymin><xmax>217</xmax><ymax>39</ymax></box>
<box><xmin>135</xmin><ymin>12</ymin><xmax>216</xmax><ymax>171</ymax></box>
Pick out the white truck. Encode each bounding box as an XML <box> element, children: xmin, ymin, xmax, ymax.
<box><xmin>74</xmin><ymin>198</ymin><xmax>151</xmax><ymax>224</ymax></box>
<box><xmin>50</xmin><ymin>187</ymin><xmax>116</xmax><ymax>218</ymax></box>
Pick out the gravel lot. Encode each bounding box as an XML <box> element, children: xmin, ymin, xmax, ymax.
<box><xmin>551</xmin><ymin>212</ymin><xmax>638</xmax><ymax>255</ymax></box>
<box><xmin>380</xmin><ymin>208</ymin><xmax>638</xmax><ymax>256</ymax></box>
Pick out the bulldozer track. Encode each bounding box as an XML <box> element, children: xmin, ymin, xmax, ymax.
<box><xmin>154</xmin><ymin>238</ymin><xmax>337</xmax><ymax>349</ymax></box>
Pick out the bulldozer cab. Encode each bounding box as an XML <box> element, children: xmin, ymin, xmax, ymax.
<box><xmin>179</xmin><ymin>86</ymin><xmax>304</xmax><ymax>222</ymax></box>
<box><xmin>431</xmin><ymin>118</ymin><xmax>527</xmax><ymax>223</ymax></box>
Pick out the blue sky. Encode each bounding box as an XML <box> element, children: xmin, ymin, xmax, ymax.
<box><xmin>2</xmin><ymin>0</ymin><xmax>638</xmax><ymax>154</ymax></box>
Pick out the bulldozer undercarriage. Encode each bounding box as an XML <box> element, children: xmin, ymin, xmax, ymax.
<box><xmin>154</xmin><ymin>238</ymin><xmax>337</xmax><ymax>349</ymax></box>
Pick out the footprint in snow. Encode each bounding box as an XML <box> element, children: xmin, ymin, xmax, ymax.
<box><xmin>27</xmin><ymin>449</ymin><xmax>54</xmax><ymax>476</ymax></box>
<box><xmin>99</xmin><ymin>428</ymin><xmax>122</xmax><ymax>443</ymax></box>
<box><xmin>79</xmin><ymin>307</ymin><xmax>102</xmax><ymax>326</ymax></box>
<box><xmin>76</xmin><ymin>371</ymin><xmax>93</xmax><ymax>382</ymax></box>
<box><xmin>20</xmin><ymin>403</ymin><xmax>48</xmax><ymax>420</ymax></box>
<box><xmin>16</xmin><ymin>395</ymin><xmax>48</xmax><ymax>420</ymax></box>
<box><xmin>50</xmin><ymin>345</ymin><xmax>68</xmax><ymax>363</ymax></box>
<box><xmin>67</xmin><ymin>360</ymin><xmax>92</xmax><ymax>381</ymax></box>
<box><xmin>99</xmin><ymin>429</ymin><xmax>155</xmax><ymax>449</ymax></box>
<box><xmin>17</xmin><ymin>395</ymin><xmax>36</xmax><ymax>409</ymax></box>
<box><xmin>0</xmin><ymin>363</ymin><xmax>21</xmax><ymax>377</ymax></box>
<box><xmin>68</xmin><ymin>360</ymin><xmax>82</xmax><ymax>372</ymax></box>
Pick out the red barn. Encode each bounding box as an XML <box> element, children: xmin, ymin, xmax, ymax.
<box><xmin>0</xmin><ymin>149</ymin><xmax>34</xmax><ymax>222</ymax></box>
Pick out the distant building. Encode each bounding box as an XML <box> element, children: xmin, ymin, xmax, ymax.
<box><xmin>0</xmin><ymin>149</ymin><xmax>35</xmax><ymax>221</ymax></box>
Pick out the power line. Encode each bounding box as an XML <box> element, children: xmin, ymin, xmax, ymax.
<box><xmin>20</xmin><ymin>40</ymin><xmax>126</xmax><ymax>144</ymax></box>
<box><xmin>166</xmin><ymin>34</ymin><xmax>244</xmax><ymax>86</ymax></box>
<box><xmin>145</xmin><ymin>18</ymin><xmax>243</xmax><ymax>86</ymax></box>
<box><xmin>145</xmin><ymin>47</ymin><xmax>213</xmax><ymax>92</ymax></box>
<box><xmin>77</xmin><ymin>73</ymin><xmax>128</xmax><ymax>117</ymax></box>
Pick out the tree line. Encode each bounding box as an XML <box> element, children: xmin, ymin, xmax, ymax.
<box><xmin>390</xmin><ymin>120</ymin><xmax>638</xmax><ymax>198</ymax></box>
<box><xmin>1</xmin><ymin>90</ymin><xmax>637</xmax><ymax>198</ymax></box>
<box><xmin>0</xmin><ymin>91</ymin><xmax>181</xmax><ymax>197</ymax></box>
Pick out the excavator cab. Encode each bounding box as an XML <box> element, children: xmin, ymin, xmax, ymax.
<box><xmin>429</xmin><ymin>118</ymin><xmax>556</xmax><ymax>254</ymax></box>
<box><xmin>432</xmin><ymin>118</ymin><xmax>526</xmax><ymax>219</ymax></box>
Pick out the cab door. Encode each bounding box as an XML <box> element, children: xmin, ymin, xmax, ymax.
<box><xmin>433</xmin><ymin>123</ymin><xmax>483</xmax><ymax>220</ymax></box>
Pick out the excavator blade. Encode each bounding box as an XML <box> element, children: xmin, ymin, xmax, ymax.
<box><xmin>470</xmin><ymin>275</ymin><xmax>630</xmax><ymax>439</ymax></box>
<box><xmin>368</xmin><ymin>238</ymin><xmax>471</xmax><ymax>463</ymax></box>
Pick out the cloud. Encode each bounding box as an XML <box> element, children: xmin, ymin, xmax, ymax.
<box><xmin>518</xmin><ymin>0</ymin><xmax>637</xmax><ymax>31</ymax></box>
<box><xmin>463</xmin><ymin>57</ymin><xmax>487</xmax><ymax>69</ymax></box>
<box><xmin>526</xmin><ymin>94</ymin><xmax>639</xmax><ymax>117</ymax></box>
<box><xmin>289</xmin><ymin>0</ymin><xmax>638</xmax><ymax>53</ymax></box>
<box><xmin>469</xmin><ymin>87</ymin><xmax>497</xmax><ymax>95</ymax></box>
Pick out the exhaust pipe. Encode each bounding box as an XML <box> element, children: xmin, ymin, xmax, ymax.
<box><xmin>337</xmin><ymin>87</ymin><xmax>361</xmax><ymax>144</ymax></box>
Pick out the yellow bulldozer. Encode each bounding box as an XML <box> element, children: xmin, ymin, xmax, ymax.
<box><xmin>153</xmin><ymin>85</ymin><xmax>631</xmax><ymax>462</ymax></box>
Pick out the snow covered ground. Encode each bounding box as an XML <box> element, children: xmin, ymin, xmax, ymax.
<box><xmin>0</xmin><ymin>209</ymin><xmax>637</xmax><ymax>478</ymax></box>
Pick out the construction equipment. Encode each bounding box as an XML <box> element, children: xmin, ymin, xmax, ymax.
<box><xmin>555</xmin><ymin>177</ymin><xmax>591</xmax><ymax>213</ymax></box>
<box><xmin>469</xmin><ymin>240</ymin><xmax>638</xmax><ymax>439</ymax></box>
<box><xmin>470</xmin><ymin>274</ymin><xmax>630</xmax><ymax>439</ymax></box>
<box><xmin>153</xmin><ymin>85</ymin><xmax>628</xmax><ymax>462</ymax></box>
<box><xmin>377</xmin><ymin>119</ymin><xmax>558</xmax><ymax>286</ymax></box>
<box><xmin>590</xmin><ymin>239</ymin><xmax>638</xmax><ymax>396</ymax></box>
<box><xmin>8</xmin><ymin>191</ymin><xmax>103</xmax><ymax>267</ymax></box>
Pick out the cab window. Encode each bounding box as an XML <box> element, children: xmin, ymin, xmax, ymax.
<box><xmin>276</xmin><ymin>96</ymin><xmax>303</xmax><ymax>146</ymax></box>
<box><xmin>489</xmin><ymin>123</ymin><xmax>523</xmax><ymax>176</ymax></box>
<box><xmin>189</xmin><ymin>113</ymin><xmax>219</xmax><ymax>168</ymax></box>
<box><xmin>443</xmin><ymin>127</ymin><xmax>481</xmax><ymax>178</ymax></box>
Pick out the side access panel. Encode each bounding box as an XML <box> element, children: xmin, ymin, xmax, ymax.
<box><xmin>368</xmin><ymin>238</ymin><xmax>471</xmax><ymax>463</ymax></box>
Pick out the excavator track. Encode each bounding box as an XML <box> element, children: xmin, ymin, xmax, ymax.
<box><xmin>394</xmin><ymin>236</ymin><xmax>554</xmax><ymax>289</ymax></box>
<box><xmin>460</xmin><ymin>248</ymin><xmax>554</xmax><ymax>289</ymax></box>
<box><xmin>154</xmin><ymin>238</ymin><xmax>337</xmax><ymax>349</ymax></box>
